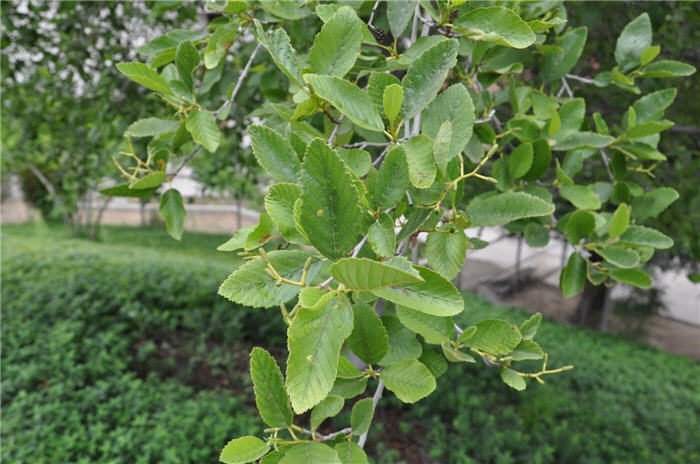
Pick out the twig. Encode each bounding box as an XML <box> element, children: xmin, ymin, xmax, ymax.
<box><xmin>410</xmin><ymin>3</ymin><xmax>421</xmax><ymax>42</ymax></box>
<box><xmin>299</xmin><ymin>426</ymin><xmax>352</xmax><ymax>441</ymax></box>
<box><xmin>561</xmin><ymin>77</ymin><xmax>574</xmax><ymax>98</ymax></box>
<box><xmin>328</xmin><ymin>114</ymin><xmax>346</xmax><ymax>147</ymax></box>
<box><xmin>475</xmin><ymin>109</ymin><xmax>496</xmax><ymax>124</ymax></box>
<box><xmin>357</xmin><ymin>380</ymin><xmax>384</xmax><ymax>448</ymax></box>
<box><xmin>228</xmin><ymin>42</ymin><xmax>263</xmax><ymax>106</ymax></box>
<box><xmin>342</xmin><ymin>141</ymin><xmax>393</xmax><ymax>149</ymax></box>
<box><xmin>598</xmin><ymin>148</ymin><xmax>614</xmax><ymax>182</ymax></box>
<box><xmin>367</xmin><ymin>0</ymin><xmax>381</xmax><ymax>28</ymax></box>
<box><xmin>172</xmin><ymin>144</ymin><xmax>202</xmax><ymax>178</ymax></box>
<box><xmin>372</xmin><ymin>145</ymin><xmax>390</xmax><ymax>167</ymax></box>
<box><xmin>565</xmin><ymin>73</ymin><xmax>595</xmax><ymax>84</ymax></box>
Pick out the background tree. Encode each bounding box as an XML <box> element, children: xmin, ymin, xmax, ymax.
<box><xmin>0</xmin><ymin>0</ymin><xmax>196</xmax><ymax>236</ymax></box>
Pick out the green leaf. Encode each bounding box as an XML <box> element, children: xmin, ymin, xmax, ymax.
<box><xmin>523</xmin><ymin>223</ymin><xmax>549</xmax><ymax>248</ymax></box>
<box><xmin>265</xmin><ymin>183</ymin><xmax>303</xmax><ymax>244</ymax></box>
<box><xmin>565</xmin><ymin>210</ymin><xmax>595</xmax><ymax>244</ymax></box>
<box><xmin>304</xmin><ymin>74</ymin><xmax>384</xmax><ymax>132</ymax></box>
<box><xmin>508</xmin><ymin>143</ymin><xmax>533</xmax><ymax>178</ymax></box>
<box><xmin>396</xmin><ymin>305</ymin><xmax>453</xmax><ymax>345</ymax></box>
<box><xmin>309</xmin><ymin>6</ymin><xmax>363</xmax><ymax>77</ymax></box>
<box><xmin>403</xmin><ymin>135</ymin><xmax>436</xmax><ymax>188</ymax></box>
<box><xmin>350</xmin><ymin>397</ymin><xmax>374</xmax><ymax>436</ymax></box>
<box><xmin>632</xmin><ymin>88</ymin><xmax>676</xmax><ymax>123</ymax></box>
<box><xmin>560</xmin><ymin>253</ymin><xmax>587</xmax><ymax>298</ymax></box>
<box><xmin>418</xmin><ymin>349</ymin><xmax>448</xmax><ymax>378</ymax></box>
<box><xmin>137</xmin><ymin>29</ymin><xmax>207</xmax><ymax>57</ymax></box>
<box><xmin>640</xmin><ymin>60</ymin><xmax>696</xmax><ymax>78</ymax></box>
<box><xmin>348</xmin><ymin>302</ymin><xmax>389</xmax><ymax>364</ymax></box>
<box><xmin>519</xmin><ymin>313</ymin><xmax>542</xmax><ymax>340</ymax></box>
<box><xmin>615</xmin><ymin>13</ymin><xmax>652</xmax><ymax>72</ymax></box>
<box><xmin>631</xmin><ymin>187</ymin><xmax>679</xmax><ymax>221</ymax></box>
<box><xmin>368</xmin><ymin>213</ymin><xmax>396</xmax><ymax>257</ymax></box>
<box><xmin>511</xmin><ymin>339</ymin><xmax>545</xmax><ymax>361</ymax></box>
<box><xmin>441</xmin><ymin>341</ymin><xmax>476</xmax><ymax>363</ymax></box>
<box><xmin>310</xmin><ymin>395</ymin><xmax>344</xmax><ymax>431</ymax></box>
<box><xmin>218</xmin><ymin>226</ymin><xmax>255</xmax><ymax>251</ymax></box>
<box><xmin>255</xmin><ymin>21</ymin><xmax>303</xmax><ymax>87</ymax></box>
<box><xmin>501</xmin><ymin>367</ymin><xmax>526</xmax><ymax>391</ymax></box>
<box><xmin>175</xmin><ymin>41</ymin><xmax>199</xmax><ymax>90</ymax></box>
<box><xmin>610</xmin><ymin>268</ymin><xmax>652</xmax><ymax>288</ymax></box>
<box><xmin>186</xmin><ymin>110</ymin><xmax>220</xmax><ymax>153</ymax></box>
<box><xmin>432</xmin><ymin>121</ymin><xmax>452</xmax><ymax>175</ymax></box>
<box><xmin>522</xmin><ymin>139</ymin><xmax>552</xmax><ymax>181</ymax></box>
<box><xmin>372</xmin><ymin>266</ymin><xmax>464</xmax><ymax>317</ymax></box>
<box><xmin>598</xmin><ymin>245</ymin><xmax>640</xmax><ymax>269</ymax></box>
<box><xmin>387</xmin><ymin>0</ymin><xmax>416</xmax><ymax>37</ymax></box>
<box><xmin>461</xmin><ymin>319</ymin><xmax>521</xmax><ymax>355</ymax></box>
<box><xmin>335</xmin><ymin>442</ymin><xmax>369</xmax><ymax>464</ymax></box>
<box><xmin>554</xmin><ymin>132</ymin><xmax>615</xmax><ymax>151</ymax></box>
<box><xmin>337</xmin><ymin>148</ymin><xmax>371</xmax><ymax>177</ymax></box>
<box><xmin>331</xmin><ymin>257</ymin><xmax>423</xmax><ymax>291</ymax></box>
<box><xmin>126</xmin><ymin>118</ymin><xmax>179</xmax><ymax>137</ymax></box>
<box><xmin>244</xmin><ymin>213</ymin><xmax>277</xmax><ymax>251</ymax></box>
<box><xmin>423</xmin><ymin>84</ymin><xmax>475</xmax><ymax>162</ymax></box>
<box><xmin>467</xmin><ymin>192</ymin><xmax>555</xmax><ymax>227</ymax></box>
<box><xmin>286</xmin><ymin>296</ymin><xmax>353</xmax><ymax>413</ymax></box>
<box><xmin>130</xmin><ymin>171</ymin><xmax>166</xmax><ymax>190</ymax></box>
<box><xmin>300</xmin><ymin>139</ymin><xmax>363</xmax><ymax>260</ymax></box>
<box><xmin>560</xmin><ymin>185</ymin><xmax>601</xmax><ymax>210</ymax></box>
<box><xmin>250</xmin><ymin>348</ymin><xmax>293</xmax><ymax>428</ymax></box>
<box><xmin>380</xmin><ymin>315</ymin><xmax>422</xmax><ymax>364</ymax></box>
<box><xmin>220</xmin><ymin>436</ymin><xmax>270</xmax><ymax>464</ymax></box>
<box><xmin>248</xmin><ymin>125</ymin><xmax>301</xmax><ymax>183</ymax></box>
<box><xmin>116</xmin><ymin>62</ymin><xmax>172</xmax><ymax>95</ymax></box>
<box><xmin>383</xmin><ymin>84</ymin><xmax>403</xmax><ymax>122</ymax></box>
<box><xmin>400</xmin><ymin>39</ymin><xmax>459</xmax><ymax>119</ymax></box>
<box><xmin>454</xmin><ymin>7</ymin><xmax>535</xmax><ymax>49</ymax></box>
<box><xmin>331</xmin><ymin>357</ymin><xmax>368</xmax><ymax>399</ymax></box>
<box><xmin>99</xmin><ymin>183</ymin><xmax>157</xmax><ymax>199</ymax></box>
<box><xmin>373</xmin><ymin>146</ymin><xmax>409</xmax><ymax>209</ymax></box>
<box><xmin>278</xmin><ymin>443</ymin><xmax>341</xmax><ymax>464</ymax></box>
<box><xmin>159</xmin><ymin>189</ymin><xmax>186</xmax><ymax>240</ymax></box>
<box><xmin>368</xmin><ymin>72</ymin><xmax>401</xmax><ymax>112</ymax></box>
<box><xmin>426</xmin><ymin>231</ymin><xmax>467</xmax><ymax>280</ymax></box>
<box><xmin>542</xmin><ymin>27</ymin><xmax>587</xmax><ymax>82</ymax></box>
<box><xmin>619</xmin><ymin>225</ymin><xmax>673</xmax><ymax>249</ymax></box>
<box><xmin>640</xmin><ymin>45</ymin><xmax>661</xmax><ymax>65</ymax></box>
<box><xmin>219</xmin><ymin>250</ymin><xmax>318</xmax><ymax>308</ymax></box>
<box><xmin>299</xmin><ymin>287</ymin><xmax>335</xmax><ymax>311</ymax></box>
<box><xmin>381</xmin><ymin>359</ymin><xmax>436</xmax><ymax>403</ymax></box>
<box><xmin>626</xmin><ymin>120</ymin><xmax>674</xmax><ymax>139</ymax></box>
<box><xmin>608</xmin><ymin>203</ymin><xmax>630</xmax><ymax>239</ymax></box>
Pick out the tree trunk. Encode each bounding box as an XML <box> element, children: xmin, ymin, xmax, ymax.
<box><xmin>571</xmin><ymin>282</ymin><xmax>608</xmax><ymax>327</ymax></box>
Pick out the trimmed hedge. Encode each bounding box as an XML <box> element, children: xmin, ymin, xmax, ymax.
<box><xmin>2</xmin><ymin>228</ymin><xmax>699</xmax><ymax>463</ymax></box>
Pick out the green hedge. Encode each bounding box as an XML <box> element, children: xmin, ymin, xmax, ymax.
<box><xmin>2</xmin><ymin>230</ymin><xmax>699</xmax><ymax>463</ymax></box>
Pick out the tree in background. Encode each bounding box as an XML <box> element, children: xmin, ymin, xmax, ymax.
<box><xmin>0</xmin><ymin>0</ymin><xmax>196</xmax><ymax>236</ymax></box>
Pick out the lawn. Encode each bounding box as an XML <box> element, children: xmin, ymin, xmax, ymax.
<box><xmin>2</xmin><ymin>224</ymin><xmax>698</xmax><ymax>463</ymax></box>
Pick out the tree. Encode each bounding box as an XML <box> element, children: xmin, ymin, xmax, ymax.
<box><xmin>0</xmin><ymin>1</ymin><xmax>196</xmax><ymax>236</ymax></box>
<box><xmin>107</xmin><ymin>2</ymin><xmax>694</xmax><ymax>461</ymax></box>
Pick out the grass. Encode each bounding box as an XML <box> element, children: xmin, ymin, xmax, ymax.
<box><xmin>2</xmin><ymin>222</ymin><xmax>699</xmax><ymax>463</ymax></box>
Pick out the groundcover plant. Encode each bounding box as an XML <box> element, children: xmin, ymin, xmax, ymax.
<box><xmin>104</xmin><ymin>2</ymin><xmax>695</xmax><ymax>462</ymax></box>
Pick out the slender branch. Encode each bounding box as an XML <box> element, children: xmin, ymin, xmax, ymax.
<box><xmin>298</xmin><ymin>426</ymin><xmax>352</xmax><ymax>441</ymax></box>
<box><xmin>228</xmin><ymin>42</ymin><xmax>263</xmax><ymax>107</ymax></box>
<box><xmin>27</xmin><ymin>163</ymin><xmax>72</xmax><ymax>227</ymax></box>
<box><xmin>410</xmin><ymin>3</ymin><xmax>421</xmax><ymax>42</ymax></box>
<box><xmin>172</xmin><ymin>144</ymin><xmax>202</xmax><ymax>178</ymax></box>
<box><xmin>357</xmin><ymin>380</ymin><xmax>384</xmax><ymax>448</ymax></box>
<box><xmin>352</xmin><ymin>234</ymin><xmax>369</xmax><ymax>258</ymax></box>
<box><xmin>367</xmin><ymin>0</ymin><xmax>381</xmax><ymax>28</ymax></box>
<box><xmin>561</xmin><ymin>77</ymin><xmax>574</xmax><ymax>98</ymax></box>
<box><xmin>328</xmin><ymin>114</ymin><xmax>346</xmax><ymax>147</ymax></box>
<box><xmin>372</xmin><ymin>145</ymin><xmax>390</xmax><ymax>167</ymax></box>
<box><xmin>565</xmin><ymin>73</ymin><xmax>595</xmax><ymax>84</ymax></box>
<box><xmin>475</xmin><ymin>109</ymin><xmax>496</xmax><ymax>124</ymax></box>
<box><xmin>598</xmin><ymin>148</ymin><xmax>614</xmax><ymax>182</ymax></box>
<box><xmin>342</xmin><ymin>141</ymin><xmax>392</xmax><ymax>149</ymax></box>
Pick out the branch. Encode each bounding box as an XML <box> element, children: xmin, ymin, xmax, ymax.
<box><xmin>328</xmin><ymin>114</ymin><xmax>346</xmax><ymax>147</ymax></box>
<box><xmin>565</xmin><ymin>73</ymin><xmax>595</xmax><ymax>84</ymax></box>
<box><xmin>598</xmin><ymin>148</ymin><xmax>614</xmax><ymax>182</ymax></box>
<box><xmin>357</xmin><ymin>380</ymin><xmax>384</xmax><ymax>448</ymax></box>
<box><xmin>560</xmin><ymin>77</ymin><xmax>574</xmax><ymax>98</ymax></box>
<box><xmin>172</xmin><ymin>40</ymin><xmax>262</xmax><ymax>179</ymax></box>
<box><xmin>298</xmin><ymin>426</ymin><xmax>352</xmax><ymax>441</ymax></box>
<box><xmin>367</xmin><ymin>0</ymin><xmax>381</xmax><ymax>28</ymax></box>
<box><xmin>342</xmin><ymin>141</ymin><xmax>392</xmax><ymax>149</ymax></box>
<box><xmin>475</xmin><ymin>109</ymin><xmax>496</xmax><ymax>124</ymax></box>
